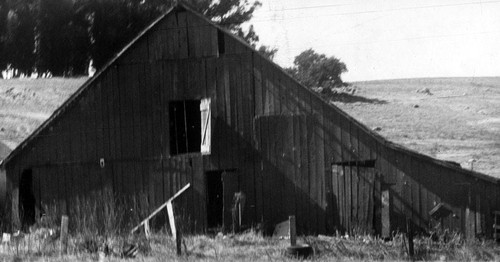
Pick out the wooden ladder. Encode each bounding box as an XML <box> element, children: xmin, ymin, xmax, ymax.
<box><xmin>494</xmin><ymin>211</ymin><xmax>500</xmax><ymax>242</ymax></box>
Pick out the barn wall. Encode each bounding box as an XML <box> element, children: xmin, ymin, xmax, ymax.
<box><xmin>5</xmin><ymin>7</ymin><xmax>500</xmax><ymax>237</ymax></box>
<box><xmin>252</xmin><ymin>42</ymin><xmax>500</xmax><ymax>236</ymax></box>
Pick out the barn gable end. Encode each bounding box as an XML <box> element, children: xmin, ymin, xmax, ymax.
<box><xmin>2</xmin><ymin>3</ymin><xmax>499</xmax><ymax>237</ymax></box>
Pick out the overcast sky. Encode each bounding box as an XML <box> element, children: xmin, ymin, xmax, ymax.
<box><xmin>248</xmin><ymin>0</ymin><xmax>500</xmax><ymax>82</ymax></box>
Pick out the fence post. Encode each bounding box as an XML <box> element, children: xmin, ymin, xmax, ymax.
<box><xmin>289</xmin><ymin>216</ymin><xmax>297</xmax><ymax>246</ymax></box>
<box><xmin>406</xmin><ymin>217</ymin><xmax>414</xmax><ymax>258</ymax></box>
<box><xmin>60</xmin><ymin>215</ymin><xmax>69</xmax><ymax>255</ymax></box>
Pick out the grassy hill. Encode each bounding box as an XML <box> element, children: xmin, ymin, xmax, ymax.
<box><xmin>336</xmin><ymin>77</ymin><xmax>500</xmax><ymax>177</ymax></box>
<box><xmin>0</xmin><ymin>77</ymin><xmax>86</xmax><ymax>150</ymax></box>
<box><xmin>0</xmin><ymin>77</ymin><xmax>498</xmax><ymax>177</ymax></box>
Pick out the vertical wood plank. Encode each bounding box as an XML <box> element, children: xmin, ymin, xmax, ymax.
<box><xmin>270</xmin><ymin>117</ymin><xmax>282</xmax><ymax>226</ymax></box>
<box><xmin>253</xmin><ymin>54</ymin><xmax>263</xmax><ymax>116</ymax></box>
<box><xmin>338</xmin><ymin>165</ymin><xmax>346</xmax><ymax>233</ymax></box>
<box><xmin>306</xmin><ymin>116</ymin><xmax>318</xmax><ymax>233</ymax></box>
<box><xmin>331</xmin><ymin>164</ymin><xmax>339</xmax><ymax>232</ymax></box>
<box><xmin>177</xmin><ymin>11</ymin><xmax>188</xmax><ymax>59</ymax></box>
<box><xmin>261</xmin><ymin>117</ymin><xmax>273</xmax><ymax>228</ymax></box>
<box><xmin>186</xmin><ymin>12</ymin><xmax>200</xmax><ymax>58</ymax></box>
<box><xmin>254</xmin><ymin>117</ymin><xmax>263</xmax><ymax>223</ymax></box>
<box><xmin>158</xmin><ymin>61</ymin><xmax>169</xmax><ymax>157</ymax></box>
<box><xmin>283</xmin><ymin>117</ymin><xmax>296</xmax><ymax>221</ymax></box>
<box><xmin>345</xmin><ymin>165</ymin><xmax>352</xmax><ymax>234</ymax></box>
<box><xmin>366</xmin><ymin>168</ymin><xmax>375</xmax><ymax>232</ymax></box>
<box><xmin>314</xmin><ymin>99</ymin><xmax>326</xmax><ymax>233</ymax></box>
<box><xmin>352</xmin><ymin>165</ymin><xmax>359</xmax><ymax>231</ymax></box>
<box><xmin>409</xmin><ymin>157</ymin><xmax>421</xmax><ymax>229</ymax></box>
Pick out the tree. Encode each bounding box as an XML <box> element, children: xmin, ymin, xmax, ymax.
<box><xmin>88</xmin><ymin>0</ymin><xmax>263</xmax><ymax>70</ymax></box>
<box><xmin>198</xmin><ymin>0</ymin><xmax>261</xmax><ymax>42</ymax></box>
<box><xmin>257</xmin><ymin>45</ymin><xmax>277</xmax><ymax>61</ymax></box>
<box><xmin>0</xmin><ymin>0</ymin><xmax>8</xmax><ymax>77</ymax></box>
<box><xmin>0</xmin><ymin>0</ymin><xmax>267</xmax><ymax>75</ymax></box>
<box><xmin>4</xmin><ymin>0</ymin><xmax>37</xmax><ymax>76</ymax></box>
<box><xmin>36</xmin><ymin>0</ymin><xmax>90</xmax><ymax>76</ymax></box>
<box><xmin>287</xmin><ymin>48</ymin><xmax>347</xmax><ymax>90</ymax></box>
<box><xmin>85</xmin><ymin>0</ymin><xmax>163</xmax><ymax>70</ymax></box>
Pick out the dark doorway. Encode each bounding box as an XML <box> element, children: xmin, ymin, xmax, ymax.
<box><xmin>206</xmin><ymin>171</ymin><xmax>223</xmax><ymax>229</ymax></box>
<box><xmin>19</xmin><ymin>169</ymin><xmax>35</xmax><ymax>230</ymax></box>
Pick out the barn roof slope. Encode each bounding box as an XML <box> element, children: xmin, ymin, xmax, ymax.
<box><xmin>1</xmin><ymin>2</ymin><xmax>498</xmax><ymax>185</ymax></box>
<box><xmin>0</xmin><ymin>141</ymin><xmax>11</xmax><ymax>161</ymax></box>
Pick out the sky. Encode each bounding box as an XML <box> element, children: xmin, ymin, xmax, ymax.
<box><xmin>247</xmin><ymin>0</ymin><xmax>500</xmax><ymax>82</ymax></box>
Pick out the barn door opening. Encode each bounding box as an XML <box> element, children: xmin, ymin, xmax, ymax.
<box><xmin>222</xmin><ymin>171</ymin><xmax>239</xmax><ymax>232</ymax></box>
<box><xmin>19</xmin><ymin>169</ymin><xmax>35</xmax><ymax>229</ymax></box>
<box><xmin>206</xmin><ymin>170</ymin><xmax>239</xmax><ymax>232</ymax></box>
<box><xmin>206</xmin><ymin>171</ymin><xmax>223</xmax><ymax>230</ymax></box>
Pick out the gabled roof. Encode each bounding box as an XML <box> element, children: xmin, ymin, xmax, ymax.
<box><xmin>1</xmin><ymin>2</ymin><xmax>498</xmax><ymax>185</ymax></box>
<box><xmin>0</xmin><ymin>4</ymin><xmax>175</xmax><ymax>168</ymax></box>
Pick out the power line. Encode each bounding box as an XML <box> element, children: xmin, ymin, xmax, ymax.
<box><xmin>252</xmin><ymin>0</ymin><xmax>500</xmax><ymax>23</ymax></box>
<box><xmin>263</xmin><ymin>2</ymin><xmax>356</xmax><ymax>12</ymax></box>
<box><xmin>269</xmin><ymin>30</ymin><xmax>500</xmax><ymax>62</ymax></box>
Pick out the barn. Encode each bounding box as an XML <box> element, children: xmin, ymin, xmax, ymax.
<box><xmin>1</xmin><ymin>3</ymin><xmax>499</xmax><ymax>238</ymax></box>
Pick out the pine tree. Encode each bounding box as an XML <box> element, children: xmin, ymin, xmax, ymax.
<box><xmin>0</xmin><ymin>0</ymin><xmax>9</xmax><ymax>77</ymax></box>
<box><xmin>4</xmin><ymin>0</ymin><xmax>37</xmax><ymax>75</ymax></box>
<box><xmin>36</xmin><ymin>0</ymin><xmax>90</xmax><ymax>76</ymax></box>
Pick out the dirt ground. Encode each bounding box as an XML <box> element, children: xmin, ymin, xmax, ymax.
<box><xmin>335</xmin><ymin>77</ymin><xmax>500</xmax><ymax>178</ymax></box>
<box><xmin>0</xmin><ymin>76</ymin><xmax>498</xmax><ymax>178</ymax></box>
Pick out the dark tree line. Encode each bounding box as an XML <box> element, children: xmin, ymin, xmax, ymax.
<box><xmin>0</xmin><ymin>0</ymin><xmax>267</xmax><ymax>77</ymax></box>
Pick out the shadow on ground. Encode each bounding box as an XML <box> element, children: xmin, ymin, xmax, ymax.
<box><xmin>329</xmin><ymin>93</ymin><xmax>387</xmax><ymax>104</ymax></box>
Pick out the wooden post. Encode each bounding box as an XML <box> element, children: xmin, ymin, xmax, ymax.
<box><xmin>166</xmin><ymin>197</ymin><xmax>179</xmax><ymax>256</ymax></box>
<box><xmin>289</xmin><ymin>216</ymin><xmax>296</xmax><ymax>246</ymax></box>
<box><xmin>167</xmin><ymin>201</ymin><xmax>176</xmax><ymax>239</ymax></box>
<box><xmin>60</xmin><ymin>215</ymin><xmax>69</xmax><ymax>255</ymax></box>
<box><xmin>176</xmin><ymin>230</ymin><xmax>182</xmax><ymax>256</ymax></box>
<box><xmin>12</xmin><ymin>188</ymin><xmax>20</xmax><ymax>230</ymax></box>
<box><xmin>238</xmin><ymin>202</ymin><xmax>242</xmax><ymax>228</ymax></box>
<box><xmin>381</xmin><ymin>189</ymin><xmax>391</xmax><ymax>239</ymax></box>
<box><xmin>130</xmin><ymin>184</ymin><xmax>190</xmax><ymax>256</ymax></box>
<box><xmin>130</xmin><ymin>183</ymin><xmax>190</xmax><ymax>235</ymax></box>
<box><xmin>144</xmin><ymin>220</ymin><xmax>151</xmax><ymax>239</ymax></box>
<box><xmin>406</xmin><ymin>217</ymin><xmax>414</xmax><ymax>258</ymax></box>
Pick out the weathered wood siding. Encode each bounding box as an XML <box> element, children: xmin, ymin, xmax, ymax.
<box><xmin>5</xmin><ymin>6</ymin><xmax>500</xmax><ymax>237</ymax></box>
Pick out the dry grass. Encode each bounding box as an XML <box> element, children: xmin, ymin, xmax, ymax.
<box><xmin>336</xmin><ymin>77</ymin><xmax>500</xmax><ymax>177</ymax></box>
<box><xmin>1</xmin><ymin>228</ymin><xmax>500</xmax><ymax>261</ymax></box>
<box><xmin>0</xmin><ymin>77</ymin><xmax>85</xmax><ymax>150</ymax></box>
<box><xmin>1</xmin><ymin>195</ymin><xmax>500</xmax><ymax>261</ymax></box>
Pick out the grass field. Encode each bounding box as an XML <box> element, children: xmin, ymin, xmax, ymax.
<box><xmin>1</xmin><ymin>229</ymin><xmax>499</xmax><ymax>261</ymax></box>
<box><xmin>336</xmin><ymin>77</ymin><xmax>500</xmax><ymax>177</ymax></box>
<box><xmin>0</xmin><ymin>76</ymin><xmax>498</xmax><ymax>177</ymax></box>
<box><xmin>0</xmin><ymin>77</ymin><xmax>85</xmax><ymax>154</ymax></box>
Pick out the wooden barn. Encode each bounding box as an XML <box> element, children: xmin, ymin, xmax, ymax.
<box><xmin>1</xmin><ymin>3</ymin><xmax>499</xmax><ymax>238</ymax></box>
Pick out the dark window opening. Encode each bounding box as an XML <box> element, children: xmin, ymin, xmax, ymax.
<box><xmin>169</xmin><ymin>100</ymin><xmax>201</xmax><ymax>155</ymax></box>
<box><xmin>217</xmin><ymin>29</ymin><xmax>225</xmax><ymax>55</ymax></box>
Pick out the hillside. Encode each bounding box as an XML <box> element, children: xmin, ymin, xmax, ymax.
<box><xmin>0</xmin><ymin>78</ymin><xmax>86</xmax><ymax>150</ymax></box>
<box><xmin>335</xmin><ymin>77</ymin><xmax>500</xmax><ymax>177</ymax></box>
<box><xmin>0</xmin><ymin>77</ymin><xmax>498</xmax><ymax>177</ymax></box>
